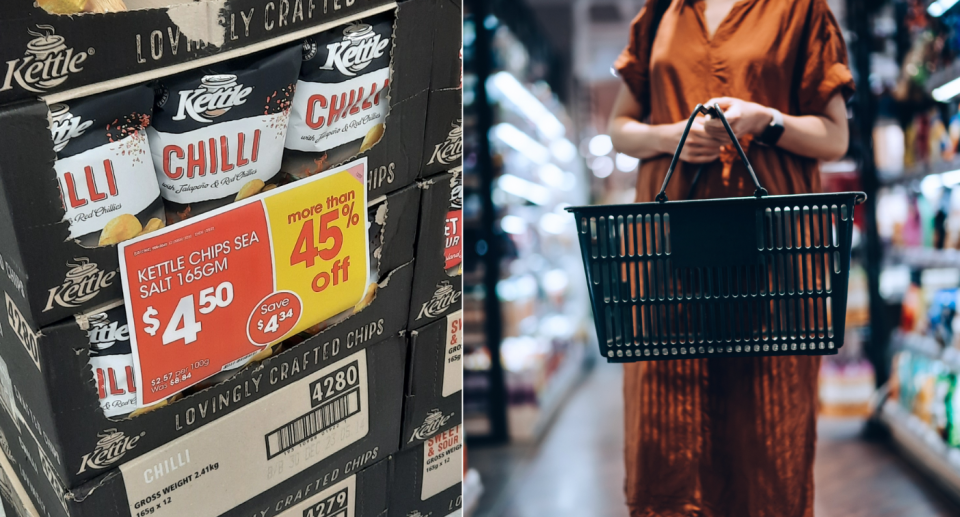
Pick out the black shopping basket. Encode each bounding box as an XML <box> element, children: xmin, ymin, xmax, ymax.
<box><xmin>567</xmin><ymin>104</ymin><xmax>866</xmax><ymax>362</ymax></box>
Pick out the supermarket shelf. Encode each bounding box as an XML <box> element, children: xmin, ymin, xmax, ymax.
<box><xmin>886</xmin><ymin>246</ymin><xmax>960</xmax><ymax>269</ymax></box>
<box><xmin>879</xmin><ymin>158</ymin><xmax>960</xmax><ymax>187</ymax></box>
<box><xmin>891</xmin><ymin>331</ymin><xmax>960</xmax><ymax>373</ymax></box>
<box><xmin>881</xmin><ymin>400</ymin><xmax>960</xmax><ymax>503</ymax></box>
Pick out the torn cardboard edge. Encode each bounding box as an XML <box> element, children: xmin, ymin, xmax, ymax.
<box><xmin>43</xmin><ymin>2</ymin><xmax>398</xmax><ymax>104</ymax></box>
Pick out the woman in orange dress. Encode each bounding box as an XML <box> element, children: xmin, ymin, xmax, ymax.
<box><xmin>608</xmin><ymin>0</ymin><xmax>855</xmax><ymax>516</ymax></box>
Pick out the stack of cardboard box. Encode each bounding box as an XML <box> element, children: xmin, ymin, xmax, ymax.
<box><xmin>0</xmin><ymin>0</ymin><xmax>462</xmax><ymax>515</ymax></box>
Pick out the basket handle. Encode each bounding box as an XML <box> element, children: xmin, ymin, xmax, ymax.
<box><xmin>655</xmin><ymin>103</ymin><xmax>768</xmax><ymax>203</ymax></box>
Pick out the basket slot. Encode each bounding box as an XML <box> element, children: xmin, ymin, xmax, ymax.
<box><xmin>626</xmin><ymin>215</ymin><xmax>635</xmax><ymax>257</ymax></box>
<box><xmin>826</xmin><ymin>296</ymin><xmax>834</xmax><ymax>338</ymax></box>
<box><xmin>792</xmin><ymin>206</ymin><xmax>803</xmax><ymax>249</ymax></box>
<box><xmin>617</xmin><ymin>216</ymin><xmax>626</xmax><ymax>257</ymax></box>
<box><xmin>823</xmin><ymin>252</ymin><xmax>832</xmax><ymax>293</ymax></box>
<box><xmin>590</xmin><ymin>217</ymin><xmax>599</xmax><ymax>259</ymax></box>
<box><xmin>831</xmin><ymin>205</ymin><xmax>840</xmax><ymax>247</ymax></box>
<box><xmin>766</xmin><ymin>208</ymin><xmax>775</xmax><ymax>250</ymax></box>
<box><xmin>612</xmin><ymin>216</ymin><xmax>620</xmax><ymax>258</ymax></box>
<box><xmin>664</xmin><ymin>213</ymin><xmax>672</xmax><ymax>255</ymax></box>
<box><xmin>774</xmin><ymin>208</ymin><xmax>783</xmax><ymax>249</ymax></box>
<box><xmin>604</xmin><ymin>305</ymin><xmax>614</xmax><ymax>348</ymax></box>
<box><xmin>644</xmin><ymin>214</ymin><xmax>653</xmax><ymax>256</ymax></box>
<box><xmin>601</xmin><ymin>260</ymin><xmax>611</xmax><ymax>303</ymax></box>
<box><xmin>783</xmin><ymin>207</ymin><xmax>793</xmax><ymax>249</ymax></box>
<box><xmin>599</xmin><ymin>217</ymin><xmax>608</xmax><ymax>259</ymax></box>
<box><xmin>654</xmin><ymin>214</ymin><xmax>663</xmax><ymax>255</ymax></box>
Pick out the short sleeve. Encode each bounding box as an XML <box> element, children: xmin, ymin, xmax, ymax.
<box><xmin>797</xmin><ymin>0</ymin><xmax>855</xmax><ymax>115</ymax></box>
<box><xmin>614</xmin><ymin>7</ymin><xmax>654</xmax><ymax>120</ymax></box>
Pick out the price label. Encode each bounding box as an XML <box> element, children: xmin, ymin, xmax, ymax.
<box><xmin>120</xmin><ymin>158</ymin><xmax>368</xmax><ymax>407</ymax></box>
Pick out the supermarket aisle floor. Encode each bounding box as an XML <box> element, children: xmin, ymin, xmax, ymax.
<box><xmin>471</xmin><ymin>362</ymin><xmax>960</xmax><ymax>517</ymax></box>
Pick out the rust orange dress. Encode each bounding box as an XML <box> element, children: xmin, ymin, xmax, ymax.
<box><xmin>613</xmin><ymin>1</ymin><xmax>854</xmax><ymax>516</ymax></box>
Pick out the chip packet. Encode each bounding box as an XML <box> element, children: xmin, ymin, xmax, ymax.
<box><xmin>148</xmin><ymin>44</ymin><xmax>301</xmax><ymax>223</ymax></box>
<box><xmin>282</xmin><ymin>13</ymin><xmax>394</xmax><ymax>179</ymax></box>
<box><xmin>51</xmin><ymin>84</ymin><xmax>165</xmax><ymax>248</ymax></box>
<box><xmin>86</xmin><ymin>304</ymin><xmax>136</xmax><ymax>418</ymax></box>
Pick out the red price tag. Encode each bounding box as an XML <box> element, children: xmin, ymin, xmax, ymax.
<box><xmin>120</xmin><ymin>159</ymin><xmax>368</xmax><ymax>407</ymax></box>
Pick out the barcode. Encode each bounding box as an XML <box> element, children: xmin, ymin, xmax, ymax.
<box><xmin>265</xmin><ymin>388</ymin><xmax>361</xmax><ymax>459</ymax></box>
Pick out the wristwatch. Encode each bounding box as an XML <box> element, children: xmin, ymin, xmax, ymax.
<box><xmin>757</xmin><ymin>108</ymin><xmax>785</xmax><ymax>146</ymax></box>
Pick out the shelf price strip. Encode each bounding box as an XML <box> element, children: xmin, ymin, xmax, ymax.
<box><xmin>120</xmin><ymin>158</ymin><xmax>368</xmax><ymax>407</ymax></box>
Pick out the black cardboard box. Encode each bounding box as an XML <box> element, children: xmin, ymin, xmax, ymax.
<box><xmin>401</xmin><ymin>310</ymin><xmax>462</xmax><ymax>451</ymax></box>
<box><xmin>0</xmin><ymin>442</ymin><xmax>38</xmax><ymax>517</ymax></box>
<box><xmin>0</xmin><ymin>336</ymin><xmax>403</xmax><ymax>517</ymax></box>
<box><xmin>389</xmin><ymin>424</ymin><xmax>462</xmax><ymax>517</ymax></box>
<box><xmin>0</xmin><ymin>0</ymin><xmax>432</xmax><ymax>329</ymax></box>
<box><xmin>420</xmin><ymin>0</ymin><xmax>462</xmax><ymax>178</ymax></box>
<box><xmin>0</xmin><ymin>0</ymin><xmax>399</xmax><ymax>106</ymax></box>
<box><xmin>0</xmin><ymin>181</ymin><xmax>417</xmax><ymax>488</ymax></box>
<box><xmin>409</xmin><ymin>170</ymin><xmax>462</xmax><ymax>331</ymax></box>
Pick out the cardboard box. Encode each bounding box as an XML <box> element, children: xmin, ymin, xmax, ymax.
<box><xmin>420</xmin><ymin>0</ymin><xmax>462</xmax><ymax>178</ymax></box>
<box><xmin>389</xmin><ymin>424</ymin><xmax>462</xmax><ymax>517</ymax></box>
<box><xmin>409</xmin><ymin>170</ymin><xmax>462</xmax><ymax>330</ymax></box>
<box><xmin>0</xmin><ymin>336</ymin><xmax>404</xmax><ymax>517</ymax></box>
<box><xmin>0</xmin><ymin>0</ymin><xmax>432</xmax><ymax>328</ymax></box>
<box><xmin>429</xmin><ymin>0</ymin><xmax>463</xmax><ymax>92</ymax></box>
<box><xmin>0</xmin><ymin>0</ymin><xmax>398</xmax><ymax>106</ymax></box>
<box><xmin>0</xmin><ymin>181</ymin><xmax>418</xmax><ymax>488</ymax></box>
<box><xmin>0</xmin><ymin>442</ymin><xmax>39</xmax><ymax>517</ymax></box>
<box><xmin>401</xmin><ymin>310</ymin><xmax>462</xmax><ymax>450</ymax></box>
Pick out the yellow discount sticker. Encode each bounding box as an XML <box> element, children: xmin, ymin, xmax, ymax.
<box><xmin>264</xmin><ymin>161</ymin><xmax>368</xmax><ymax>335</ymax></box>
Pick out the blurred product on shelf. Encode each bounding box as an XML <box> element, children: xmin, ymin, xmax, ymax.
<box><xmin>463</xmin><ymin>5</ymin><xmax>593</xmax><ymax>444</ymax></box>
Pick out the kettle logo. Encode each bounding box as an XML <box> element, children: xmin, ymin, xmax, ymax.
<box><xmin>427</xmin><ymin>120</ymin><xmax>463</xmax><ymax>166</ymax></box>
<box><xmin>76</xmin><ymin>429</ymin><xmax>143</xmax><ymax>474</ymax></box>
<box><xmin>172</xmin><ymin>74</ymin><xmax>253</xmax><ymax>123</ymax></box>
<box><xmin>406</xmin><ymin>512</ymin><xmax>432</xmax><ymax>517</ymax></box>
<box><xmin>87</xmin><ymin>319</ymin><xmax>129</xmax><ymax>351</ymax></box>
<box><xmin>49</xmin><ymin>103</ymin><xmax>93</xmax><ymax>153</ymax></box>
<box><xmin>42</xmin><ymin>258</ymin><xmax>117</xmax><ymax>313</ymax></box>
<box><xmin>0</xmin><ymin>25</ymin><xmax>91</xmax><ymax>94</ymax></box>
<box><xmin>417</xmin><ymin>281</ymin><xmax>461</xmax><ymax>321</ymax></box>
<box><xmin>318</xmin><ymin>23</ymin><xmax>390</xmax><ymax>77</ymax></box>
<box><xmin>408</xmin><ymin>409</ymin><xmax>454</xmax><ymax>443</ymax></box>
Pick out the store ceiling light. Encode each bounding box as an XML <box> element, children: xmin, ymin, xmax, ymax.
<box><xmin>615</xmin><ymin>153</ymin><xmax>640</xmax><ymax>172</ymax></box>
<box><xmin>538</xmin><ymin>164</ymin><xmax>576</xmax><ymax>191</ymax></box>
<box><xmin>589</xmin><ymin>134</ymin><xmax>614</xmax><ymax>156</ymax></box>
<box><xmin>591</xmin><ymin>155</ymin><xmax>614</xmax><ymax>178</ymax></box>
<box><xmin>500</xmin><ymin>215</ymin><xmax>527</xmax><ymax>235</ymax></box>
<box><xmin>549</xmin><ymin>138</ymin><xmax>578</xmax><ymax>163</ymax></box>
<box><xmin>929</xmin><ymin>0</ymin><xmax>959</xmax><ymax>17</ymax></box>
<box><xmin>932</xmin><ymin>76</ymin><xmax>960</xmax><ymax>102</ymax></box>
<box><xmin>919</xmin><ymin>168</ymin><xmax>960</xmax><ymax>199</ymax></box>
<box><xmin>491</xmin><ymin>123</ymin><xmax>551</xmax><ymax>164</ymax></box>
<box><xmin>921</xmin><ymin>174</ymin><xmax>943</xmax><ymax>199</ymax></box>
<box><xmin>539</xmin><ymin>213</ymin><xmax>569</xmax><ymax>235</ymax></box>
<box><xmin>498</xmin><ymin>174</ymin><xmax>552</xmax><ymax>205</ymax></box>
<box><xmin>488</xmin><ymin>72</ymin><xmax>566</xmax><ymax>140</ymax></box>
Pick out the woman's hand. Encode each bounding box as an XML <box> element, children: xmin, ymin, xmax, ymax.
<box><xmin>661</xmin><ymin>117</ymin><xmax>725</xmax><ymax>163</ymax></box>
<box><xmin>702</xmin><ymin>97</ymin><xmax>773</xmax><ymax>142</ymax></box>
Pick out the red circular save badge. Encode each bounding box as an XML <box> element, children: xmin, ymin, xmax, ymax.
<box><xmin>246</xmin><ymin>291</ymin><xmax>303</xmax><ymax>346</ymax></box>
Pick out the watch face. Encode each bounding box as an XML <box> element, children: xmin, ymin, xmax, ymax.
<box><xmin>761</xmin><ymin>124</ymin><xmax>785</xmax><ymax>145</ymax></box>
